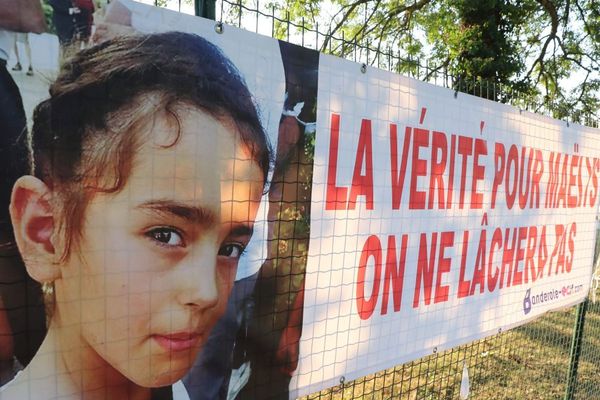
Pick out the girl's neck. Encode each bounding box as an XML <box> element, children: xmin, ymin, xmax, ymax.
<box><xmin>11</xmin><ymin>316</ymin><xmax>151</xmax><ymax>399</ymax></box>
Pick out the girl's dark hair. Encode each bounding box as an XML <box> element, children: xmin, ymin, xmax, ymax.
<box><xmin>31</xmin><ymin>32</ymin><xmax>271</xmax><ymax>258</ymax></box>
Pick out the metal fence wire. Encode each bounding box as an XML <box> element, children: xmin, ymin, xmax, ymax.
<box><xmin>107</xmin><ymin>0</ymin><xmax>600</xmax><ymax>398</ymax></box>
<box><xmin>208</xmin><ymin>0</ymin><xmax>598</xmax><ymax>130</ymax></box>
<box><xmin>151</xmin><ymin>1</ymin><xmax>600</xmax><ymax>399</ymax></box>
<box><xmin>155</xmin><ymin>0</ymin><xmax>599</xmax><ymax>130</ymax></box>
<box><xmin>186</xmin><ymin>2</ymin><xmax>600</xmax><ymax>400</ymax></box>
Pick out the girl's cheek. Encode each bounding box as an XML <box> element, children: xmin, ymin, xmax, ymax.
<box><xmin>128</xmin><ymin>292</ymin><xmax>152</xmax><ymax>334</ymax></box>
<box><xmin>128</xmin><ymin>271</ymin><xmax>153</xmax><ymax>295</ymax></box>
<box><xmin>216</xmin><ymin>266</ymin><xmax>236</xmax><ymax>302</ymax></box>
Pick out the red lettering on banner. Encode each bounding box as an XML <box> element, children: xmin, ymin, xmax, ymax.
<box><xmin>492</xmin><ymin>145</ymin><xmax>547</xmax><ymax>209</ymax></box>
<box><xmin>546</xmin><ymin>152</ymin><xmax>561</xmax><ymax>208</ymax></box>
<box><xmin>409</xmin><ymin>128</ymin><xmax>429</xmax><ymax>209</ymax></box>
<box><xmin>356</xmin><ymin>234</ymin><xmax>410</xmax><ymax>319</ymax></box>
<box><xmin>491</xmin><ymin>143</ymin><xmax>505</xmax><ymax>209</ymax></box>
<box><xmin>557</xmin><ymin>155</ymin><xmax>569</xmax><ymax>208</ymax></box>
<box><xmin>446</xmin><ymin>134</ymin><xmax>457</xmax><ymax>208</ymax></box>
<box><xmin>487</xmin><ymin>228</ymin><xmax>503</xmax><ymax>292</ymax></box>
<box><xmin>447</xmin><ymin>224</ymin><xmax>565</xmax><ymax>298</ymax></box>
<box><xmin>325</xmin><ymin>113</ymin><xmax>348</xmax><ymax>210</ymax></box>
<box><xmin>538</xmin><ymin>226</ymin><xmax>548</xmax><ymax>278</ymax></box>
<box><xmin>356</xmin><ymin>235</ymin><xmax>382</xmax><ymax>320</ymax></box>
<box><xmin>328</xmin><ymin>113</ymin><xmax>598</xmax><ymax>211</ymax></box>
<box><xmin>531</xmin><ymin>149</ymin><xmax>543</xmax><ymax>208</ymax></box>
<box><xmin>390</xmin><ymin>125</ymin><xmax>412</xmax><ymax>209</ymax></box>
<box><xmin>470</xmin><ymin>229</ymin><xmax>487</xmax><ymax>296</ymax></box>
<box><xmin>568</xmin><ymin>155</ymin><xmax>580</xmax><ymax>208</ymax></box>
<box><xmin>429</xmin><ymin>131</ymin><xmax>448</xmax><ymax>209</ymax></box>
<box><xmin>584</xmin><ymin>157</ymin><xmax>593</xmax><ymax>207</ymax></box>
<box><xmin>524</xmin><ymin>226</ymin><xmax>538</xmax><ymax>284</ymax></box>
<box><xmin>590</xmin><ymin>158</ymin><xmax>599</xmax><ymax>206</ymax></box>
<box><xmin>551</xmin><ymin>224</ymin><xmax>567</xmax><ymax>275</ymax></box>
<box><xmin>413</xmin><ymin>232</ymin><xmax>438</xmax><ymax>307</ymax></box>
<box><xmin>381</xmin><ymin>235</ymin><xmax>408</xmax><ymax>315</ymax></box>
<box><xmin>500</xmin><ymin>228</ymin><xmax>517</xmax><ymax>289</ymax></box>
<box><xmin>434</xmin><ymin>232</ymin><xmax>454</xmax><ymax>303</ymax></box>
<box><xmin>512</xmin><ymin>226</ymin><xmax>528</xmax><ymax>286</ymax></box>
<box><xmin>576</xmin><ymin>155</ymin><xmax>583</xmax><ymax>207</ymax></box>
<box><xmin>505</xmin><ymin>145</ymin><xmax>518</xmax><ymax>209</ymax></box>
<box><xmin>458</xmin><ymin>231</ymin><xmax>471</xmax><ymax>298</ymax></box>
<box><xmin>457</xmin><ymin>136</ymin><xmax>473</xmax><ymax>209</ymax></box>
<box><xmin>517</xmin><ymin>148</ymin><xmax>533</xmax><ymax>209</ymax></box>
<box><xmin>348</xmin><ymin>119</ymin><xmax>374</xmax><ymax>210</ymax></box>
<box><xmin>470</xmin><ymin>139</ymin><xmax>487</xmax><ymax>209</ymax></box>
<box><xmin>567</xmin><ymin>223</ymin><xmax>576</xmax><ymax>273</ymax></box>
<box><xmin>543</xmin><ymin>153</ymin><xmax>594</xmax><ymax>209</ymax></box>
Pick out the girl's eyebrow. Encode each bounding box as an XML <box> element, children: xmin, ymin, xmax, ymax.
<box><xmin>135</xmin><ymin>200</ymin><xmax>217</xmax><ymax>227</ymax></box>
<box><xmin>229</xmin><ymin>224</ymin><xmax>254</xmax><ymax>238</ymax></box>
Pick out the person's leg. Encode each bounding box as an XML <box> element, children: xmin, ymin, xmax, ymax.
<box><xmin>11</xmin><ymin>38</ymin><xmax>21</xmax><ymax>71</ymax></box>
<box><xmin>24</xmin><ymin>35</ymin><xmax>33</xmax><ymax>76</ymax></box>
<box><xmin>53</xmin><ymin>12</ymin><xmax>76</xmax><ymax>49</ymax></box>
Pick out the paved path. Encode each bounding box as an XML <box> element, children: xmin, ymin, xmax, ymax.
<box><xmin>8</xmin><ymin>33</ymin><xmax>60</xmax><ymax>125</ymax></box>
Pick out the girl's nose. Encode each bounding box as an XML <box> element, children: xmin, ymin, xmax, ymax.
<box><xmin>175</xmin><ymin>244</ymin><xmax>219</xmax><ymax>310</ymax></box>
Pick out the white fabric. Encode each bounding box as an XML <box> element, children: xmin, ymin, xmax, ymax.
<box><xmin>172</xmin><ymin>380</ymin><xmax>191</xmax><ymax>400</ymax></box>
<box><xmin>0</xmin><ymin>30</ymin><xmax>15</xmax><ymax>61</ymax></box>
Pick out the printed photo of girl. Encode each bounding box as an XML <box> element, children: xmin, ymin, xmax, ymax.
<box><xmin>1</xmin><ymin>31</ymin><xmax>271</xmax><ymax>399</ymax></box>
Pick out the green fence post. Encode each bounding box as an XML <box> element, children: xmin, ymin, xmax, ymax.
<box><xmin>194</xmin><ymin>0</ymin><xmax>216</xmax><ymax>19</ymax></box>
<box><xmin>564</xmin><ymin>299</ymin><xmax>589</xmax><ymax>400</ymax></box>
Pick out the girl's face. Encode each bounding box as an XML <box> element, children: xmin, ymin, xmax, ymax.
<box><xmin>53</xmin><ymin>106</ymin><xmax>264</xmax><ymax>387</ymax></box>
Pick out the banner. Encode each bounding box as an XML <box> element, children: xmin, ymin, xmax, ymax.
<box><xmin>0</xmin><ymin>2</ymin><xmax>598</xmax><ymax>399</ymax></box>
<box><xmin>291</xmin><ymin>53</ymin><xmax>600</xmax><ymax>397</ymax></box>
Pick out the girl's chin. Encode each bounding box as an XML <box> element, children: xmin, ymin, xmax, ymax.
<box><xmin>141</xmin><ymin>357</ymin><xmax>197</xmax><ymax>387</ymax></box>
<box><xmin>101</xmin><ymin>339</ymin><xmax>202</xmax><ymax>388</ymax></box>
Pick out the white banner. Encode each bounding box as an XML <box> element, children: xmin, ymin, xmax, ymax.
<box><xmin>292</xmin><ymin>53</ymin><xmax>600</xmax><ymax>397</ymax></box>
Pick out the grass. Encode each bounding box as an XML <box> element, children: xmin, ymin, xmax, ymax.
<box><xmin>299</xmin><ymin>291</ymin><xmax>600</xmax><ymax>400</ymax></box>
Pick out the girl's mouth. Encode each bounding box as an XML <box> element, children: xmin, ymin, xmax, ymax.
<box><xmin>152</xmin><ymin>332</ymin><xmax>202</xmax><ymax>352</ymax></box>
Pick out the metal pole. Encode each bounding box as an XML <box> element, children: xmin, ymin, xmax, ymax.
<box><xmin>195</xmin><ymin>0</ymin><xmax>216</xmax><ymax>19</ymax></box>
<box><xmin>564</xmin><ymin>299</ymin><xmax>588</xmax><ymax>400</ymax></box>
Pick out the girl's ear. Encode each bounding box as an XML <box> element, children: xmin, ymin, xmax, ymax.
<box><xmin>10</xmin><ymin>176</ymin><xmax>61</xmax><ymax>283</ymax></box>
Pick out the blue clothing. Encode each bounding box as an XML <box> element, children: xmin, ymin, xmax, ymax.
<box><xmin>182</xmin><ymin>273</ymin><xmax>258</xmax><ymax>400</ymax></box>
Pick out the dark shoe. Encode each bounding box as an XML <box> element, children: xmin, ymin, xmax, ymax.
<box><xmin>11</xmin><ymin>62</ymin><xmax>22</xmax><ymax>71</ymax></box>
<box><xmin>26</xmin><ymin>66</ymin><xmax>33</xmax><ymax>76</ymax></box>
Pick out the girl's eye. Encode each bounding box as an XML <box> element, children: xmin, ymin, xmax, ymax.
<box><xmin>218</xmin><ymin>243</ymin><xmax>245</xmax><ymax>259</ymax></box>
<box><xmin>146</xmin><ymin>228</ymin><xmax>184</xmax><ymax>247</ymax></box>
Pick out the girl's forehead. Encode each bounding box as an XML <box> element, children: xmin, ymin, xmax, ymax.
<box><xmin>121</xmin><ymin>108</ymin><xmax>262</xmax><ymax>206</ymax></box>
<box><xmin>145</xmin><ymin>106</ymin><xmax>239</xmax><ymax>149</ymax></box>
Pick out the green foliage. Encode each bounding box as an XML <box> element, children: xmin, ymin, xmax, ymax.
<box><xmin>263</xmin><ymin>0</ymin><xmax>599</xmax><ymax>123</ymax></box>
<box><xmin>41</xmin><ymin>0</ymin><xmax>56</xmax><ymax>35</ymax></box>
<box><xmin>452</xmin><ymin>0</ymin><xmax>524</xmax><ymax>81</ymax></box>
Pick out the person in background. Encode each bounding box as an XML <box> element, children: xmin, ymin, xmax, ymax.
<box><xmin>72</xmin><ymin>0</ymin><xmax>95</xmax><ymax>46</ymax></box>
<box><xmin>48</xmin><ymin>0</ymin><xmax>75</xmax><ymax>48</ymax></box>
<box><xmin>11</xmin><ymin>33</ymin><xmax>34</xmax><ymax>76</ymax></box>
<box><xmin>0</xmin><ymin>30</ymin><xmax>27</xmax><ymax>199</ymax></box>
<box><xmin>49</xmin><ymin>0</ymin><xmax>95</xmax><ymax>58</ymax></box>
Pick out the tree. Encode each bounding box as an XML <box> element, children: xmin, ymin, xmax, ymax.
<box><xmin>254</xmin><ymin>0</ymin><xmax>598</xmax><ymax>124</ymax></box>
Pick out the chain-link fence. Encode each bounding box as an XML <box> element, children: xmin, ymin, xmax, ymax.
<box><xmin>182</xmin><ymin>2</ymin><xmax>600</xmax><ymax>399</ymax></box>
<box><xmin>126</xmin><ymin>0</ymin><xmax>600</xmax><ymax>398</ymax></box>
<box><xmin>148</xmin><ymin>0</ymin><xmax>599</xmax><ymax>125</ymax></box>
<box><xmin>20</xmin><ymin>1</ymin><xmax>598</xmax><ymax>398</ymax></box>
